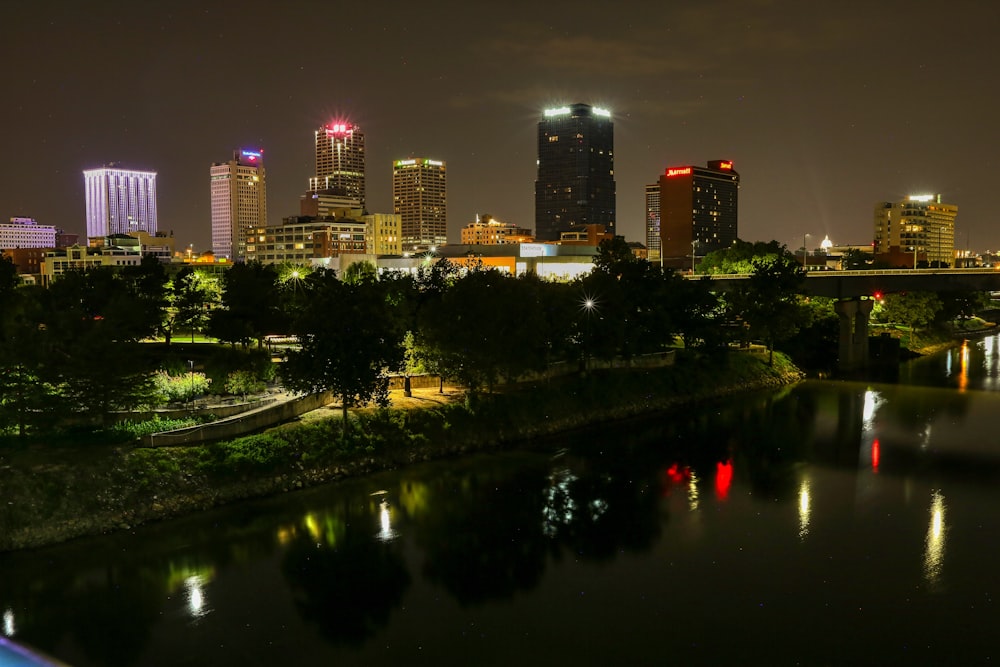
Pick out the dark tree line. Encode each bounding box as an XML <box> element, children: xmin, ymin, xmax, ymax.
<box><xmin>0</xmin><ymin>240</ymin><xmax>824</xmax><ymax>437</ymax></box>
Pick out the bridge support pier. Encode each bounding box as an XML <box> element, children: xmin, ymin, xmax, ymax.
<box><xmin>834</xmin><ymin>298</ymin><xmax>874</xmax><ymax>372</ymax></box>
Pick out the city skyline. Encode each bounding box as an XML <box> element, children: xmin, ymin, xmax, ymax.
<box><xmin>2</xmin><ymin>1</ymin><xmax>996</xmax><ymax>255</ymax></box>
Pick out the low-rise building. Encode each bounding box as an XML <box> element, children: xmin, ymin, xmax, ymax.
<box><xmin>0</xmin><ymin>217</ymin><xmax>57</xmax><ymax>250</ymax></box>
<box><xmin>460</xmin><ymin>214</ymin><xmax>533</xmax><ymax>245</ymax></box>
<box><xmin>41</xmin><ymin>244</ymin><xmax>142</xmax><ymax>286</ymax></box>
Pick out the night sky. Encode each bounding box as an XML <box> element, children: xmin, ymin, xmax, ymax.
<box><xmin>3</xmin><ymin>0</ymin><xmax>997</xmax><ymax>254</ymax></box>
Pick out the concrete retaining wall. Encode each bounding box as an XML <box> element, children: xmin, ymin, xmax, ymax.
<box><xmin>144</xmin><ymin>391</ymin><xmax>332</xmax><ymax>447</ymax></box>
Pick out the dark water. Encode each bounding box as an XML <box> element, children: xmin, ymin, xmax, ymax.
<box><xmin>5</xmin><ymin>339</ymin><xmax>1000</xmax><ymax>666</ymax></box>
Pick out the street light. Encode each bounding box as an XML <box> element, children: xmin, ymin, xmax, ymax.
<box><xmin>691</xmin><ymin>239</ymin><xmax>699</xmax><ymax>274</ymax></box>
<box><xmin>580</xmin><ymin>296</ymin><xmax>597</xmax><ymax>373</ymax></box>
<box><xmin>802</xmin><ymin>233</ymin><xmax>812</xmax><ymax>268</ymax></box>
<box><xmin>188</xmin><ymin>360</ymin><xmax>195</xmax><ymax>408</ymax></box>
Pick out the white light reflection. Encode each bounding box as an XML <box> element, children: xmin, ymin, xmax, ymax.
<box><xmin>862</xmin><ymin>388</ymin><xmax>881</xmax><ymax>432</ymax></box>
<box><xmin>798</xmin><ymin>479</ymin><xmax>811</xmax><ymax>540</ymax></box>
<box><xmin>377</xmin><ymin>499</ymin><xmax>397</xmax><ymax>542</ymax></box>
<box><xmin>923</xmin><ymin>490</ymin><xmax>947</xmax><ymax>589</ymax></box>
<box><xmin>985</xmin><ymin>335</ymin><xmax>999</xmax><ymax>390</ymax></box>
<box><xmin>687</xmin><ymin>470</ymin><xmax>700</xmax><ymax>511</ymax></box>
<box><xmin>185</xmin><ymin>575</ymin><xmax>210</xmax><ymax>619</ymax></box>
<box><xmin>542</xmin><ymin>468</ymin><xmax>578</xmax><ymax>538</ymax></box>
<box><xmin>3</xmin><ymin>608</ymin><xmax>14</xmax><ymax>636</ymax></box>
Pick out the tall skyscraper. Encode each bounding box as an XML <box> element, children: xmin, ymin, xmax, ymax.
<box><xmin>393</xmin><ymin>158</ymin><xmax>447</xmax><ymax>250</ymax></box>
<box><xmin>310</xmin><ymin>122</ymin><xmax>365</xmax><ymax>208</ymax></box>
<box><xmin>645</xmin><ymin>183</ymin><xmax>660</xmax><ymax>262</ymax></box>
<box><xmin>658</xmin><ymin>160</ymin><xmax>739</xmax><ymax>269</ymax></box>
<box><xmin>875</xmin><ymin>194</ymin><xmax>957</xmax><ymax>267</ymax></box>
<box><xmin>83</xmin><ymin>166</ymin><xmax>157</xmax><ymax>238</ymax></box>
<box><xmin>534</xmin><ymin>103</ymin><xmax>615</xmax><ymax>242</ymax></box>
<box><xmin>211</xmin><ymin>149</ymin><xmax>267</xmax><ymax>261</ymax></box>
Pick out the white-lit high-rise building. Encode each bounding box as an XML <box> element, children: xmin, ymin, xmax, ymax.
<box><xmin>875</xmin><ymin>194</ymin><xmax>957</xmax><ymax>267</ymax></box>
<box><xmin>310</xmin><ymin>122</ymin><xmax>365</xmax><ymax>208</ymax></box>
<box><xmin>211</xmin><ymin>149</ymin><xmax>267</xmax><ymax>261</ymax></box>
<box><xmin>393</xmin><ymin>158</ymin><xmax>447</xmax><ymax>250</ymax></box>
<box><xmin>83</xmin><ymin>166</ymin><xmax>157</xmax><ymax>238</ymax></box>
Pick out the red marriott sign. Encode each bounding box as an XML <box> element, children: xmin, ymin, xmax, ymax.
<box><xmin>666</xmin><ymin>167</ymin><xmax>692</xmax><ymax>177</ymax></box>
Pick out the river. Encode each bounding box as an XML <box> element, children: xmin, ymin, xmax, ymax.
<box><xmin>4</xmin><ymin>339</ymin><xmax>1000</xmax><ymax>666</ymax></box>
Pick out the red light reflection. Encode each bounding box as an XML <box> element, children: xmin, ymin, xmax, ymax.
<box><xmin>660</xmin><ymin>463</ymin><xmax>691</xmax><ymax>496</ymax></box>
<box><xmin>715</xmin><ymin>460</ymin><xmax>733</xmax><ymax>499</ymax></box>
<box><xmin>872</xmin><ymin>439</ymin><xmax>880</xmax><ymax>472</ymax></box>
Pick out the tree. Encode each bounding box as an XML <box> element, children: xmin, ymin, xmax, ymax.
<box><xmin>282</xmin><ymin>272</ymin><xmax>406</xmax><ymax>430</ymax></box>
<box><xmin>726</xmin><ymin>255</ymin><xmax>807</xmax><ymax>365</ymax></box>
<box><xmin>419</xmin><ymin>269</ymin><xmax>547</xmax><ymax>396</ymax></box>
<box><xmin>876</xmin><ymin>292</ymin><xmax>943</xmax><ymax>345</ymax></box>
<box><xmin>698</xmin><ymin>239</ymin><xmax>791</xmax><ymax>275</ymax></box>
<box><xmin>209</xmin><ymin>261</ymin><xmax>284</xmax><ymax>348</ymax></box>
<box><xmin>167</xmin><ymin>267</ymin><xmax>221</xmax><ymax>344</ymax></box>
<box><xmin>670</xmin><ymin>276</ymin><xmax>725</xmax><ymax>350</ymax></box>
<box><xmin>593</xmin><ymin>236</ymin><xmax>641</xmax><ymax>278</ymax></box>
<box><xmin>841</xmin><ymin>248</ymin><xmax>871</xmax><ymax>270</ymax></box>
<box><xmin>0</xmin><ymin>265</ymin><xmax>53</xmax><ymax>437</ymax></box>
<box><xmin>342</xmin><ymin>260</ymin><xmax>378</xmax><ymax>285</ymax></box>
<box><xmin>35</xmin><ymin>268</ymin><xmax>159</xmax><ymax>424</ymax></box>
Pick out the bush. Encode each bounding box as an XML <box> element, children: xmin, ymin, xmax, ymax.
<box><xmin>153</xmin><ymin>371</ymin><xmax>211</xmax><ymax>403</ymax></box>
<box><xmin>205</xmin><ymin>348</ymin><xmax>275</xmax><ymax>395</ymax></box>
<box><xmin>225</xmin><ymin>370</ymin><xmax>266</xmax><ymax>399</ymax></box>
<box><xmin>110</xmin><ymin>417</ymin><xmax>199</xmax><ymax>440</ymax></box>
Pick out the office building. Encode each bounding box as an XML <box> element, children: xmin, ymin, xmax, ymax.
<box><xmin>41</xmin><ymin>244</ymin><xmax>142</xmax><ymax>286</ymax></box>
<box><xmin>0</xmin><ymin>217</ymin><xmax>57</xmax><ymax>250</ymax></box>
<box><xmin>310</xmin><ymin>122</ymin><xmax>365</xmax><ymax>208</ymax></box>
<box><xmin>645</xmin><ymin>184</ymin><xmax>660</xmax><ymax>263</ymax></box>
<box><xmin>460</xmin><ymin>214</ymin><xmax>533</xmax><ymax>245</ymax></box>
<box><xmin>210</xmin><ymin>149</ymin><xmax>267</xmax><ymax>261</ymax></box>
<box><xmin>83</xmin><ymin>166</ymin><xmax>157</xmax><ymax>238</ymax></box>
<box><xmin>245</xmin><ymin>216</ymin><xmax>368</xmax><ymax>265</ymax></box>
<box><xmin>393</xmin><ymin>158</ymin><xmax>447</xmax><ymax>250</ymax></box>
<box><xmin>658</xmin><ymin>160</ymin><xmax>739</xmax><ymax>269</ymax></box>
<box><xmin>364</xmin><ymin>213</ymin><xmax>403</xmax><ymax>256</ymax></box>
<box><xmin>535</xmin><ymin>103</ymin><xmax>615</xmax><ymax>241</ymax></box>
<box><xmin>874</xmin><ymin>194</ymin><xmax>957</xmax><ymax>267</ymax></box>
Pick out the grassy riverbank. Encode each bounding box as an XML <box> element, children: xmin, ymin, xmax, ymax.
<box><xmin>0</xmin><ymin>350</ymin><xmax>802</xmax><ymax>552</ymax></box>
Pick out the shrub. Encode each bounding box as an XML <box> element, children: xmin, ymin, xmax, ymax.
<box><xmin>225</xmin><ymin>370</ymin><xmax>266</xmax><ymax>399</ymax></box>
<box><xmin>153</xmin><ymin>371</ymin><xmax>211</xmax><ymax>403</ymax></box>
<box><xmin>110</xmin><ymin>417</ymin><xmax>199</xmax><ymax>440</ymax></box>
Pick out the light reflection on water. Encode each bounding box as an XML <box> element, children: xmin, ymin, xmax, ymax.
<box><xmin>923</xmin><ymin>490</ymin><xmax>947</xmax><ymax>589</ymax></box>
<box><xmin>5</xmin><ymin>341</ymin><xmax>1000</xmax><ymax>665</ymax></box>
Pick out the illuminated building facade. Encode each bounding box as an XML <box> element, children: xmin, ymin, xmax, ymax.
<box><xmin>874</xmin><ymin>194</ymin><xmax>957</xmax><ymax>267</ymax></box>
<box><xmin>311</xmin><ymin>122</ymin><xmax>365</xmax><ymax>208</ymax></box>
<box><xmin>0</xmin><ymin>217</ymin><xmax>57</xmax><ymax>250</ymax></box>
<box><xmin>210</xmin><ymin>149</ymin><xmax>267</xmax><ymax>261</ymax></box>
<box><xmin>645</xmin><ymin>184</ymin><xmax>660</xmax><ymax>262</ymax></box>
<box><xmin>245</xmin><ymin>216</ymin><xmax>367</xmax><ymax>265</ymax></box>
<box><xmin>460</xmin><ymin>214</ymin><xmax>533</xmax><ymax>245</ymax></box>
<box><xmin>41</xmin><ymin>244</ymin><xmax>141</xmax><ymax>286</ymax></box>
<box><xmin>83</xmin><ymin>166</ymin><xmax>157</xmax><ymax>238</ymax></box>
<box><xmin>535</xmin><ymin>103</ymin><xmax>615</xmax><ymax>241</ymax></box>
<box><xmin>393</xmin><ymin>158</ymin><xmax>447</xmax><ymax>250</ymax></box>
<box><xmin>658</xmin><ymin>160</ymin><xmax>739</xmax><ymax>269</ymax></box>
<box><xmin>363</xmin><ymin>213</ymin><xmax>403</xmax><ymax>256</ymax></box>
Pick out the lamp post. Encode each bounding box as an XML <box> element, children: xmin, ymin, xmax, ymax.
<box><xmin>188</xmin><ymin>360</ymin><xmax>195</xmax><ymax>408</ymax></box>
<box><xmin>581</xmin><ymin>297</ymin><xmax>596</xmax><ymax>373</ymax></box>
<box><xmin>802</xmin><ymin>233</ymin><xmax>812</xmax><ymax>268</ymax></box>
<box><xmin>690</xmin><ymin>239</ymin><xmax>698</xmax><ymax>274</ymax></box>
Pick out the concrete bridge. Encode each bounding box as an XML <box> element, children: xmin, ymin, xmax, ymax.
<box><xmin>688</xmin><ymin>268</ymin><xmax>1000</xmax><ymax>370</ymax></box>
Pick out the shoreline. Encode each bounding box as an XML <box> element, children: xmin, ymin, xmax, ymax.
<box><xmin>1</xmin><ymin>352</ymin><xmax>803</xmax><ymax>553</ymax></box>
